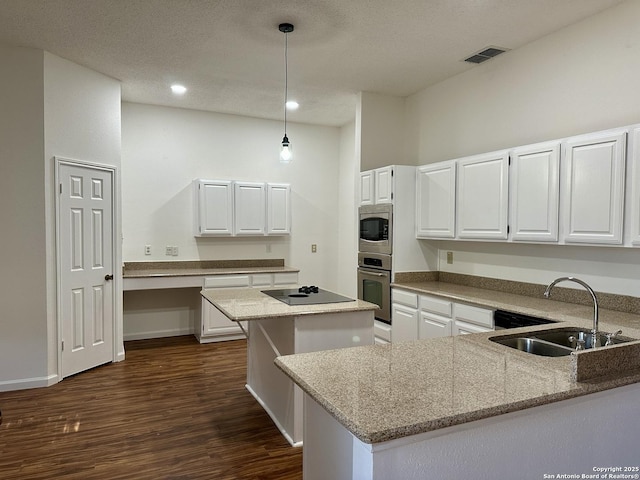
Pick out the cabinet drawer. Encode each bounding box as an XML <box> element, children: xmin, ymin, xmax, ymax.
<box><xmin>374</xmin><ymin>320</ymin><xmax>392</xmax><ymax>342</ymax></box>
<box><xmin>454</xmin><ymin>303</ymin><xmax>494</xmax><ymax>329</ymax></box>
<box><xmin>420</xmin><ymin>294</ymin><xmax>452</xmax><ymax>317</ymax></box>
<box><xmin>203</xmin><ymin>275</ymin><xmax>251</xmax><ymax>288</ymax></box>
<box><xmin>251</xmin><ymin>274</ymin><xmax>273</xmax><ymax>287</ymax></box>
<box><xmin>273</xmin><ymin>272</ymin><xmax>299</xmax><ymax>286</ymax></box>
<box><xmin>391</xmin><ymin>289</ymin><xmax>418</xmax><ymax>308</ymax></box>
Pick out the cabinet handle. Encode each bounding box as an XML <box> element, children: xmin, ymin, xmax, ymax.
<box><xmin>105</xmin><ymin>274</ymin><xmax>114</xmax><ymax>281</ymax></box>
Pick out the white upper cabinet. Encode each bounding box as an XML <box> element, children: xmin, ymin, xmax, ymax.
<box><xmin>359</xmin><ymin>166</ymin><xmax>394</xmax><ymax>205</ymax></box>
<box><xmin>359</xmin><ymin>170</ymin><xmax>374</xmax><ymax>205</ymax></box>
<box><xmin>416</xmin><ymin>161</ymin><xmax>456</xmax><ymax>238</ymax></box>
<box><xmin>561</xmin><ymin>129</ymin><xmax>626</xmax><ymax>245</ymax></box>
<box><xmin>195</xmin><ymin>179</ymin><xmax>234</xmax><ymax>236</ymax></box>
<box><xmin>234</xmin><ymin>182</ymin><xmax>266</xmax><ymax>235</ymax></box>
<box><xmin>629</xmin><ymin>127</ymin><xmax>640</xmax><ymax>246</ymax></box>
<box><xmin>195</xmin><ymin>180</ymin><xmax>290</xmax><ymax>236</ymax></box>
<box><xmin>374</xmin><ymin>166</ymin><xmax>393</xmax><ymax>204</ymax></box>
<box><xmin>509</xmin><ymin>141</ymin><xmax>560</xmax><ymax>242</ymax></box>
<box><xmin>456</xmin><ymin>151</ymin><xmax>509</xmax><ymax>240</ymax></box>
<box><xmin>267</xmin><ymin>183</ymin><xmax>291</xmax><ymax>235</ymax></box>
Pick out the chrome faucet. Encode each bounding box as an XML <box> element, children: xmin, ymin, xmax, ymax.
<box><xmin>544</xmin><ymin>276</ymin><xmax>599</xmax><ymax>349</ymax></box>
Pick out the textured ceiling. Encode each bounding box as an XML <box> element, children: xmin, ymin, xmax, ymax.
<box><xmin>0</xmin><ymin>0</ymin><xmax>626</xmax><ymax>126</ymax></box>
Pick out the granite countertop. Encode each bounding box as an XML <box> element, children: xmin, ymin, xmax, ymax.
<box><xmin>123</xmin><ymin>260</ymin><xmax>299</xmax><ymax>278</ymax></box>
<box><xmin>274</xmin><ymin>280</ymin><xmax>640</xmax><ymax>445</ymax></box>
<box><xmin>201</xmin><ymin>287</ymin><xmax>378</xmax><ymax>321</ymax></box>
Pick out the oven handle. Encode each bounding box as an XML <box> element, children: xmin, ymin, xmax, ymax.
<box><xmin>359</xmin><ymin>270</ymin><xmax>387</xmax><ymax>278</ymax></box>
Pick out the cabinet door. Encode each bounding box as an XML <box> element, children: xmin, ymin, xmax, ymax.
<box><xmin>374</xmin><ymin>167</ymin><xmax>393</xmax><ymax>204</ymax></box>
<box><xmin>391</xmin><ymin>304</ymin><xmax>418</xmax><ymax>342</ymax></box>
<box><xmin>234</xmin><ymin>182</ymin><xmax>266</xmax><ymax>235</ymax></box>
<box><xmin>456</xmin><ymin>151</ymin><xmax>509</xmax><ymax>239</ymax></box>
<box><xmin>419</xmin><ymin>312</ymin><xmax>452</xmax><ymax>339</ymax></box>
<box><xmin>416</xmin><ymin>161</ymin><xmax>456</xmax><ymax>238</ymax></box>
<box><xmin>562</xmin><ymin>130</ymin><xmax>626</xmax><ymax>244</ymax></box>
<box><xmin>267</xmin><ymin>183</ymin><xmax>291</xmax><ymax>235</ymax></box>
<box><xmin>453</xmin><ymin>320</ymin><xmax>493</xmax><ymax>335</ymax></box>
<box><xmin>629</xmin><ymin>127</ymin><xmax>640</xmax><ymax>245</ymax></box>
<box><xmin>196</xmin><ymin>180</ymin><xmax>234</xmax><ymax>235</ymax></box>
<box><xmin>201</xmin><ymin>298</ymin><xmax>244</xmax><ymax>337</ymax></box>
<box><xmin>360</xmin><ymin>171</ymin><xmax>374</xmax><ymax>205</ymax></box>
<box><xmin>510</xmin><ymin>142</ymin><xmax>560</xmax><ymax>242</ymax></box>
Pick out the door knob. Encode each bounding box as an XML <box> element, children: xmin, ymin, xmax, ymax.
<box><xmin>105</xmin><ymin>274</ymin><xmax>114</xmax><ymax>281</ymax></box>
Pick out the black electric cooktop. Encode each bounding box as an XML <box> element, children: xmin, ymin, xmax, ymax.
<box><xmin>262</xmin><ymin>286</ymin><xmax>355</xmax><ymax>306</ymax></box>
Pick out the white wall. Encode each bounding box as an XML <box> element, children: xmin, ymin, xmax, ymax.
<box><xmin>337</xmin><ymin>121</ymin><xmax>358</xmax><ymax>297</ymax></box>
<box><xmin>406</xmin><ymin>0</ymin><xmax>640</xmax><ymax>296</ymax></box>
<box><xmin>0</xmin><ymin>46</ymin><xmax>47</xmax><ymax>387</ymax></box>
<box><xmin>0</xmin><ymin>47</ymin><xmax>121</xmax><ymax>390</ymax></box>
<box><xmin>43</xmin><ymin>52</ymin><xmax>123</xmax><ymax>369</ymax></box>
<box><xmin>121</xmin><ymin>103</ymin><xmax>351</xmax><ymax>339</ymax></box>
<box><xmin>121</xmin><ymin>102</ymin><xmax>343</xmax><ymax>289</ymax></box>
<box><xmin>358</xmin><ymin>92</ymin><xmax>406</xmax><ymax>171</ymax></box>
<box><xmin>406</xmin><ymin>0</ymin><xmax>640</xmax><ymax>165</ymax></box>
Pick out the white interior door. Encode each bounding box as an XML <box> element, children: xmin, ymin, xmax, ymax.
<box><xmin>58</xmin><ymin>161</ymin><xmax>114</xmax><ymax>378</ymax></box>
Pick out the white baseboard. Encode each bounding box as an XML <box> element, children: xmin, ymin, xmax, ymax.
<box><xmin>0</xmin><ymin>374</ymin><xmax>59</xmax><ymax>392</ymax></box>
<box><xmin>123</xmin><ymin>327</ymin><xmax>193</xmax><ymax>341</ymax></box>
<box><xmin>245</xmin><ymin>383</ymin><xmax>303</xmax><ymax>448</ymax></box>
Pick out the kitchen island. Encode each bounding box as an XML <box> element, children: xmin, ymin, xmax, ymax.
<box><xmin>201</xmin><ymin>287</ymin><xmax>377</xmax><ymax>446</ymax></box>
<box><xmin>275</xmin><ymin>295</ymin><xmax>640</xmax><ymax>479</ymax></box>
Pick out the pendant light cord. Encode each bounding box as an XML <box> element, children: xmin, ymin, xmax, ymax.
<box><xmin>284</xmin><ymin>30</ymin><xmax>288</xmax><ymax>136</ymax></box>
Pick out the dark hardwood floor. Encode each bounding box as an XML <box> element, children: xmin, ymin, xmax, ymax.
<box><xmin>0</xmin><ymin>336</ymin><xmax>302</xmax><ymax>480</ymax></box>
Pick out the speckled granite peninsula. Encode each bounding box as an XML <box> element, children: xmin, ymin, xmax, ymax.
<box><xmin>274</xmin><ymin>279</ymin><xmax>640</xmax><ymax>480</ymax></box>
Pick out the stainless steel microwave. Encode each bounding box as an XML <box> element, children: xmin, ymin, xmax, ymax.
<box><xmin>358</xmin><ymin>204</ymin><xmax>392</xmax><ymax>255</ymax></box>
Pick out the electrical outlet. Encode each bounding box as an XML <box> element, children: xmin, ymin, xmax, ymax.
<box><xmin>311</xmin><ymin>244</ymin><xmax>317</xmax><ymax>253</ymax></box>
<box><xmin>446</xmin><ymin>251</ymin><xmax>454</xmax><ymax>264</ymax></box>
<box><xmin>144</xmin><ymin>245</ymin><xmax>151</xmax><ymax>255</ymax></box>
<box><xmin>165</xmin><ymin>246</ymin><xmax>172</xmax><ymax>256</ymax></box>
<box><xmin>172</xmin><ymin>246</ymin><xmax>179</xmax><ymax>256</ymax></box>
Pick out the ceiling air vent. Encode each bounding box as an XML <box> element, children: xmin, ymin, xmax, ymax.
<box><xmin>464</xmin><ymin>46</ymin><xmax>509</xmax><ymax>64</ymax></box>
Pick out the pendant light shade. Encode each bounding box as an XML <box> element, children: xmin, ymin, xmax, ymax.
<box><xmin>279</xmin><ymin>23</ymin><xmax>294</xmax><ymax>163</ymax></box>
<box><xmin>280</xmin><ymin>134</ymin><xmax>292</xmax><ymax>163</ymax></box>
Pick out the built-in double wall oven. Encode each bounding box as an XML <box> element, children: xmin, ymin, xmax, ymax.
<box><xmin>357</xmin><ymin>204</ymin><xmax>393</xmax><ymax>324</ymax></box>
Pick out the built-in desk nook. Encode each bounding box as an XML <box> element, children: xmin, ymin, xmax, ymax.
<box><xmin>122</xmin><ymin>260</ymin><xmax>299</xmax><ymax>341</ymax></box>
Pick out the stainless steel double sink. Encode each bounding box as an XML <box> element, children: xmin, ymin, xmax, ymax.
<box><xmin>490</xmin><ymin>328</ymin><xmax>635</xmax><ymax>357</ymax></box>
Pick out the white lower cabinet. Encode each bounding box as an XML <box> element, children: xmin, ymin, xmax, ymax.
<box><xmin>392</xmin><ymin>289</ymin><xmax>494</xmax><ymax>343</ymax></box>
<box><xmin>197</xmin><ymin>272</ymin><xmax>298</xmax><ymax>343</ymax></box>
<box><xmin>419</xmin><ymin>294</ymin><xmax>453</xmax><ymax>339</ymax></box>
<box><xmin>453</xmin><ymin>320</ymin><xmax>492</xmax><ymax>335</ymax></box>
<box><xmin>391</xmin><ymin>304</ymin><xmax>419</xmax><ymax>343</ymax></box>
<box><xmin>453</xmin><ymin>303</ymin><xmax>494</xmax><ymax>333</ymax></box>
<box><xmin>420</xmin><ymin>312</ymin><xmax>452</xmax><ymax>338</ymax></box>
<box><xmin>374</xmin><ymin>320</ymin><xmax>392</xmax><ymax>345</ymax></box>
<box><xmin>391</xmin><ymin>289</ymin><xmax>419</xmax><ymax>342</ymax></box>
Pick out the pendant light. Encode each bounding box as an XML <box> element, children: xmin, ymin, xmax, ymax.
<box><xmin>279</xmin><ymin>23</ymin><xmax>294</xmax><ymax>163</ymax></box>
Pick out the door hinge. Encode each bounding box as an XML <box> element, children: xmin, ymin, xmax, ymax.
<box><xmin>508</xmin><ymin>156</ymin><xmax>511</xmax><ymax>166</ymax></box>
<box><xmin>507</xmin><ymin>225</ymin><xmax>510</xmax><ymax>234</ymax></box>
<box><xmin>59</xmin><ymin>183</ymin><xmax>63</xmax><ymax>194</ymax></box>
<box><xmin>391</xmin><ymin>169</ymin><xmax>394</xmax><ymax>177</ymax></box>
<box><xmin>391</xmin><ymin>192</ymin><xmax>394</xmax><ymax>200</ymax></box>
<box><xmin>61</xmin><ymin>340</ymin><xmax>64</xmax><ymax>351</ymax></box>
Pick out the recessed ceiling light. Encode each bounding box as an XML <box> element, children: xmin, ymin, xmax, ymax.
<box><xmin>286</xmin><ymin>100</ymin><xmax>299</xmax><ymax>110</ymax></box>
<box><xmin>170</xmin><ymin>84</ymin><xmax>187</xmax><ymax>95</ymax></box>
